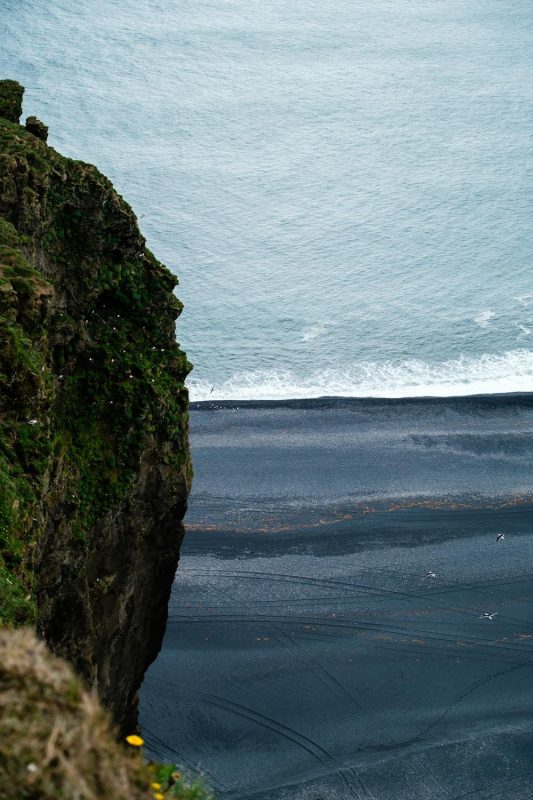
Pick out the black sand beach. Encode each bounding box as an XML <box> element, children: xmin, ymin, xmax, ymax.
<box><xmin>141</xmin><ymin>395</ymin><xmax>533</xmax><ymax>800</ymax></box>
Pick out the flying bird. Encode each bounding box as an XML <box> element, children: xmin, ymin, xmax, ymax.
<box><xmin>478</xmin><ymin>612</ymin><xmax>498</xmax><ymax>620</ymax></box>
<box><xmin>424</xmin><ymin>571</ymin><xmax>436</xmax><ymax>579</ymax></box>
<box><xmin>496</xmin><ymin>533</ymin><xmax>505</xmax><ymax>542</ymax></box>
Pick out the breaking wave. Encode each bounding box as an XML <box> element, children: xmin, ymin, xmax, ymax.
<box><xmin>188</xmin><ymin>349</ymin><xmax>533</xmax><ymax>401</ymax></box>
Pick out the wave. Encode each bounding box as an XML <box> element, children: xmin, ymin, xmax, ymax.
<box><xmin>516</xmin><ymin>323</ymin><xmax>531</xmax><ymax>338</ymax></box>
<box><xmin>187</xmin><ymin>349</ymin><xmax>533</xmax><ymax>401</ymax></box>
<box><xmin>473</xmin><ymin>309</ymin><xmax>495</xmax><ymax>328</ymax></box>
<box><xmin>300</xmin><ymin>323</ymin><xmax>328</xmax><ymax>342</ymax></box>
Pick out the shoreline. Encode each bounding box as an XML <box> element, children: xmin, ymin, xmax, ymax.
<box><xmin>191</xmin><ymin>390</ymin><xmax>533</xmax><ymax>410</ymax></box>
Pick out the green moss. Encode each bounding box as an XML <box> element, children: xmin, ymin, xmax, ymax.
<box><xmin>0</xmin><ymin>566</ymin><xmax>34</xmax><ymax>626</ymax></box>
<box><xmin>54</xmin><ymin>326</ymin><xmax>189</xmax><ymax>529</ymax></box>
<box><xmin>0</xmin><ymin>225</ymin><xmax>54</xmax><ymax>625</ymax></box>
<box><xmin>2</xmin><ymin>322</ymin><xmax>42</xmax><ymax>374</ymax></box>
<box><xmin>0</xmin><ymin>219</ymin><xmax>20</xmax><ymax>248</ymax></box>
<box><xmin>0</xmin><ymin>441</ymin><xmax>37</xmax><ymax>626</ymax></box>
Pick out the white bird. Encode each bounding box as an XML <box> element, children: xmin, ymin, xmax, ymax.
<box><xmin>27</xmin><ymin>419</ymin><xmax>38</xmax><ymax>425</ymax></box>
<box><xmin>424</xmin><ymin>571</ymin><xmax>436</xmax><ymax>579</ymax></box>
<box><xmin>496</xmin><ymin>533</ymin><xmax>505</xmax><ymax>542</ymax></box>
<box><xmin>478</xmin><ymin>612</ymin><xmax>498</xmax><ymax>620</ymax></box>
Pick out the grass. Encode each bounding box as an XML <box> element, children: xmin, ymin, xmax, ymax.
<box><xmin>0</xmin><ymin>628</ymin><xmax>215</xmax><ymax>800</ymax></box>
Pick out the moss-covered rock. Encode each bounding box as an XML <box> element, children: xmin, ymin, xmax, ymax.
<box><xmin>0</xmin><ymin>80</ymin><xmax>24</xmax><ymax>124</ymax></box>
<box><xmin>0</xmin><ymin>80</ymin><xmax>192</xmax><ymax>734</ymax></box>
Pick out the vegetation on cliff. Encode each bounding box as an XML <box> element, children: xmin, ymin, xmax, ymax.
<box><xmin>0</xmin><ymin>628</ymin><xmax>214</xmax><ymax>800</ymax></box>
<box><xmin>0</xmin><ymin>79</ymin><xmax>192</xmax><ymax>731</ymax></box>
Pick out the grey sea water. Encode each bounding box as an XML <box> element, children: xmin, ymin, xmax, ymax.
<box><xmin>1</xmin><ymin>0</ymin><xmax>533</xmax><ymax>399</ymax></box>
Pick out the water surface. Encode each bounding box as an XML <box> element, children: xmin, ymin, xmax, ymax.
<box><xmin>2</xmin><ymin>0</ymin><xmax>533</xmax><ymax>398</ymax></box>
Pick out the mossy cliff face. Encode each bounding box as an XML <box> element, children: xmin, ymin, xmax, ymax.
<box><xmin>0</xmin><ymin>80</ymin><xmax>192</xmax><ymax>733</ymax></box>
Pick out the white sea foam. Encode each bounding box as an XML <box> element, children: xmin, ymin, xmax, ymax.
<box><xmin>301</xmin><ymin>323</ymin><xmax>328</xmax><ymax>343</ymax></box>
<box><xmin>473</xmin><ymin>310</ymin><xmax>495</xmax><ymax>328</ymax></box>
<box><xmin>188</xmin><ymin>350</ymin><xmax>533</xmax><ymax>401</ymax></box>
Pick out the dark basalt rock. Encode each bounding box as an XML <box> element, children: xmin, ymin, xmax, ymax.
<box><xmin>0</xmin><ymin>80</ymin><xmax>192</xmax><ymax>734</ymax></box>
<box><xmin>25</xmin><ymin>115</ymin><xmax>49</xmax><ymax>142</ymax></box>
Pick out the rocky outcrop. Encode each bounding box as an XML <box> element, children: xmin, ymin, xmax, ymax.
<box><xmin>25</xmin><ymin>115</ymin><xmax>48</xmax><ymax>142</ymax></box>
<box><xmin>0</xmin><ymin>80</ymin><xmax>192</xmax><ymax>733</ymax></box>
<box><xmin>0</xmin><ymin>80</ymin><xmax>23</xmax><ymax>123</ymax></box>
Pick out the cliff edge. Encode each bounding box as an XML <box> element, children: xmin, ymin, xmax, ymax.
<box><xmin>0</xmin><ymin>80</ymin><xmax>192</xmax><ymax>733</ymax></box>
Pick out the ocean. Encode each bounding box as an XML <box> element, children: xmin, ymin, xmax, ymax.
<box><xmin>2</xmin><ymin>0</ymin><xmax>533</xmax><ymax>400</ymax></box>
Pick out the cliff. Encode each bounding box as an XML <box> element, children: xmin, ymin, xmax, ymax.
<box><xmin>0</xmin><ymin>80</ymin><xmax>192</xmax><ymax>733</ymax></box>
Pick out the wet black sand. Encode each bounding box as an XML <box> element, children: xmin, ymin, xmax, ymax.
<box><xmin>140</xmin><ymin>395</ymin><xmax>533</xmax><ymax>800</ymax></box>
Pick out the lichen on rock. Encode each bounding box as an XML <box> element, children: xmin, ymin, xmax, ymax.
<box><xmin>0</xmin><ymin>79</ymin><xmax>192</xmax><ymax>733</ymax></box>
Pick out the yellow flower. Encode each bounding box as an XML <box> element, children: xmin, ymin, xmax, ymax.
<box><xmin>153</xmin><ymin>794</ymin><xmax>164</xmax><ymax>800</ymax></box>
<box><xmin>125</xmin><ymin>734</ymin><xmax>144</xmax><ymax>747</ymax></box>
<box><xmin>150</xmin><ymin>783</ymin><xmax>162</xmax><ymax>791</ymax></box>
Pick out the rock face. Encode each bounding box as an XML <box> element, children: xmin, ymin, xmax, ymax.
<box><xmin>0</xmin><ymin>80</ymin><xmax>192</xmax><ymax>733</ymax></box>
